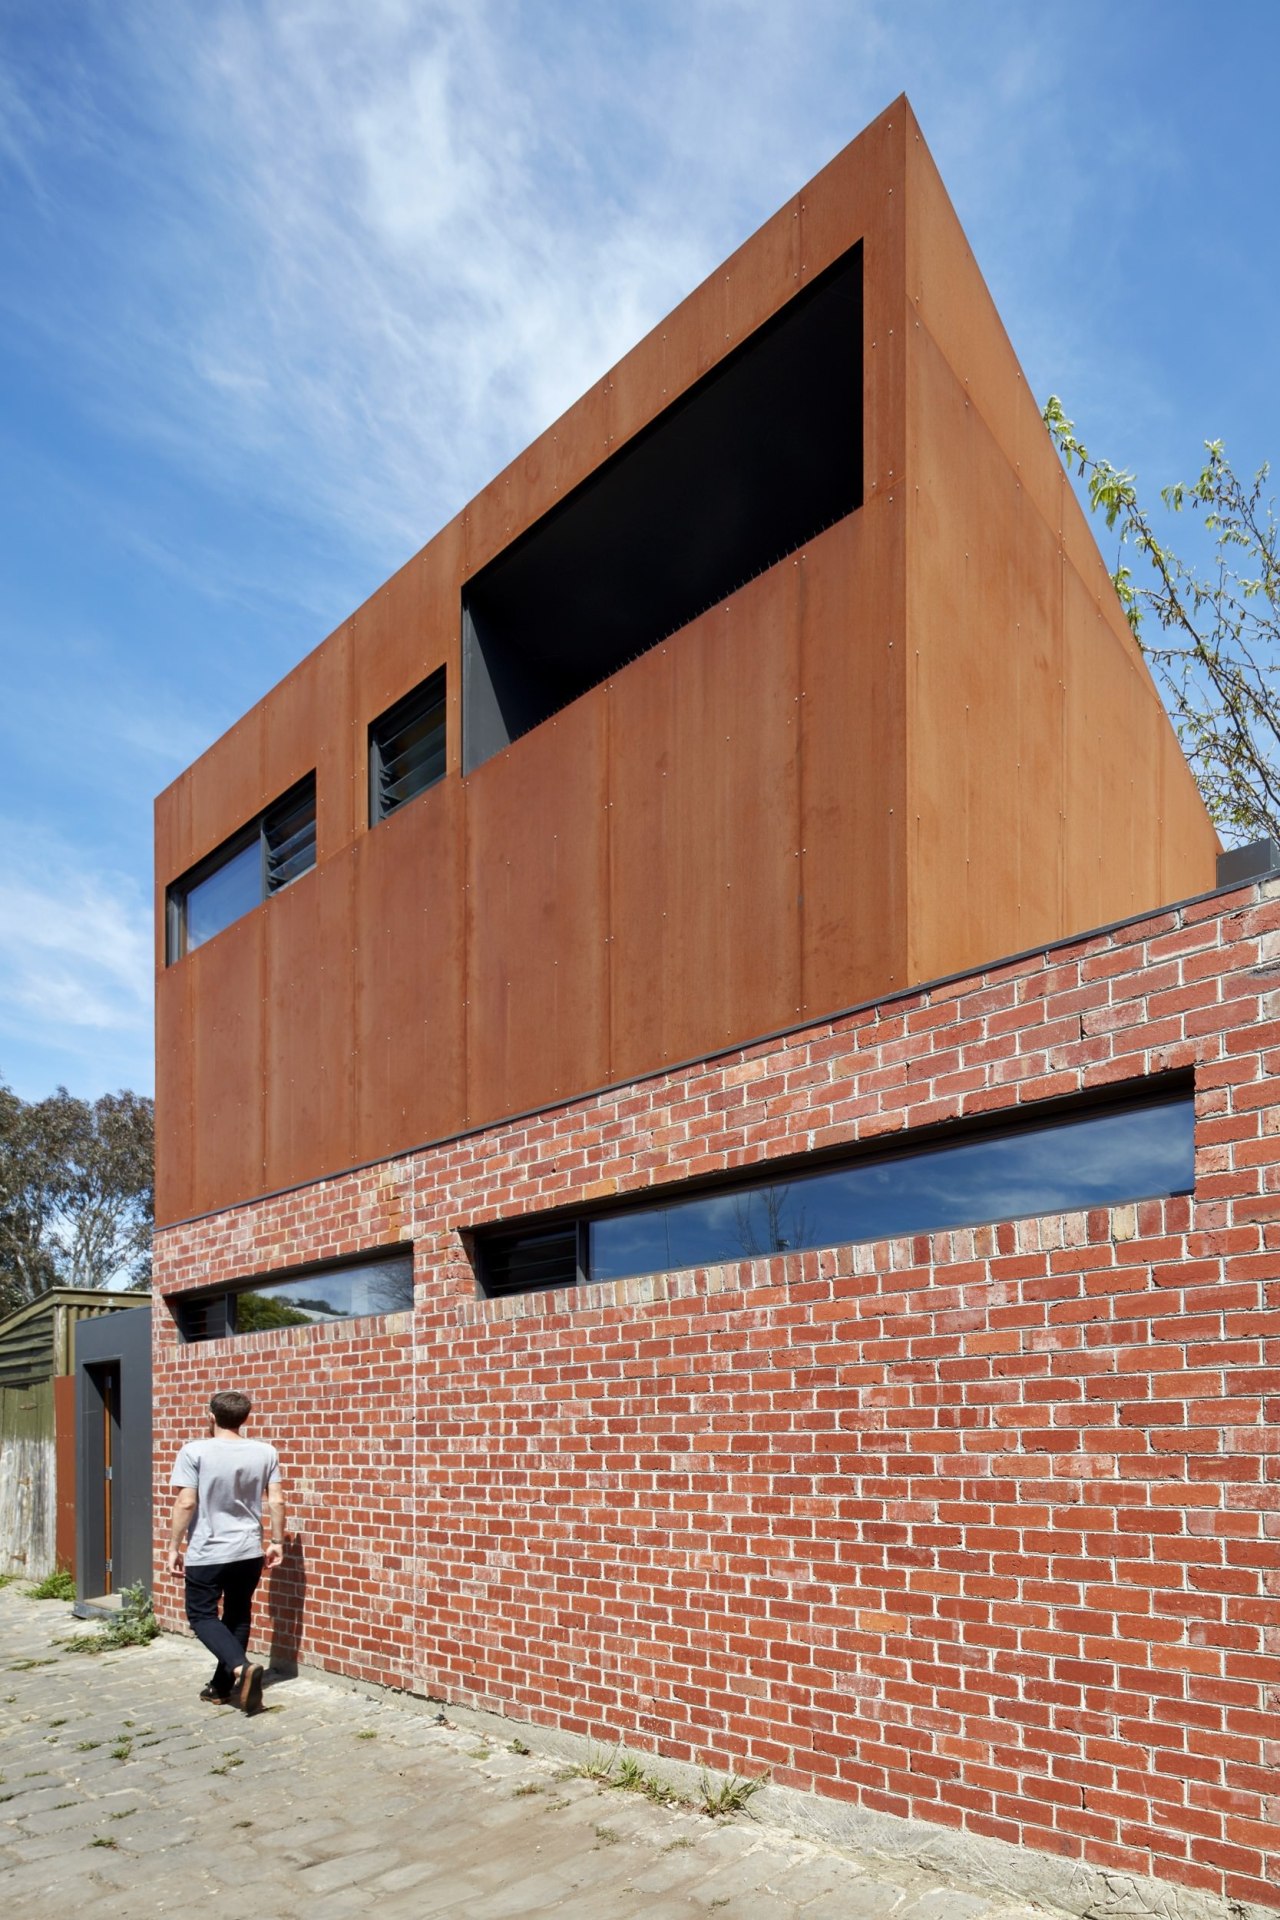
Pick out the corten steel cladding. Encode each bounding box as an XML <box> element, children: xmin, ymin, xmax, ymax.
<box><xmin>153</xmin><ymin>97</ymin><xmax>1218</xmax><ymax>1224</ymax></box>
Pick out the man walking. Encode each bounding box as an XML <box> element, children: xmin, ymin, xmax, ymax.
<box><xmin>167</xmin><ymin>1389</ymin><xmax>284</xmax><ymax>1714</ymax></box>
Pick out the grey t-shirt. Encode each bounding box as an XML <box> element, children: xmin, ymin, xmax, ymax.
<box><xmin>171</xmin><ymin>1437</ymin><xmax>281</xmax><ymax>1568</ymax></box>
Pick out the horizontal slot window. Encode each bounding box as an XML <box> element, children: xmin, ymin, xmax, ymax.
<box><xmin>370</xmin><ymin>670</ymin><xmax>446</xmax><ymax>823</ymax></box>
<box><xmin>174</xmin><ymin>1251</ymin><xmax>414</xmax><ymax>1343</ymax></box>
<box><xmin>166</xmin><ymin>774</ymin><xmax>316</xmax><ymax>963</ymax></box>
<box><xmin>477</xmin><ymin>1091</ymin><xmax>1194</xmax><ymax>1299</ymax></box>
<box><xmin>462</xmin><ymin>243</ymin><xmax>863</xmax><ymax>773</ymax></box>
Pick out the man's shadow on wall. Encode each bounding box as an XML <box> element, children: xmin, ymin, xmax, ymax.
<box><xmin>265</xmin><ymin>1538</ymin><xmax>307</xmax><ymax>1688</ymax></box>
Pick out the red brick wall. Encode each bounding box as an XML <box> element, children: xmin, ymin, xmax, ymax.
<box><xmin>152</xmin><ymin>880</ymin><xmax>1280</xmax><ymax>1909</ymax></box>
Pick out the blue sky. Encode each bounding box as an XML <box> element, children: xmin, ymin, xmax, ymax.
<box><xmin>0</xmin><ymin>0</ymin><xmax>1276</xmax><ymax>1104</ymax></box>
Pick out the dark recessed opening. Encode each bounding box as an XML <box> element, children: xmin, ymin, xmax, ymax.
<box><xmin>461</xmin><ymin>242</ymin><xmax>863</xmax><ymax>774</ymax></box>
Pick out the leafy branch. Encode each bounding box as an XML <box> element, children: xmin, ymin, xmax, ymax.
<box><xmin>1043</xmin><ymin>396</ymin><xmax>1280</xmax><ymax>844</ymax></box>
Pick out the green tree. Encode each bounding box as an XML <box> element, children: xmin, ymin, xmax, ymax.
<box><xmin>0</xmin><ymin>1080</ymin><xmax>153</xmax><ymax>1314</ymax></box>
<box><xmin>1044</xmin><ymin>398</ymin><xmax>1279</xmax><ymax>845</ymax></box>
<box><xmin>0</xmin><ymin>1082</ymin><xmax>60</xmax><ymax>1313</ymax></box>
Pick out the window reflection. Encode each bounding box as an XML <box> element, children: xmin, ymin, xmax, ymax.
<box><xmin>178</xmin><ymin>1254</ymin><xmax>414</xmax><ymax>1342</ymax></box>
<box><xmin>185</xmin><ymin>840</ymin><xmax>261</xmax><ymax>953</ymax></box>
<box><xmin>588</xmin><ymin>1097</ymin><xmax>1194</xmax><ymax>1285</ymax></box>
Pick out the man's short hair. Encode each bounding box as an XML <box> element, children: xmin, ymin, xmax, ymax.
<box><xmin>210</xmin><ymin>1389</ymin><xmax>252</xmax><ymax>1431</ymax></box>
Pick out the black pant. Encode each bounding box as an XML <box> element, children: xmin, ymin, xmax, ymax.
<box><xmin>184</xmin><ymin>1556</ymin><xmax>265</xmax><ymax>1696</ymax></box>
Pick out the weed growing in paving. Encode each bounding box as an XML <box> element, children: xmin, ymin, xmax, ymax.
<box><xmin>110</xmin><ymin>1740</ymin><xmax>132</xmax><ymax>1762</ymax></box>
<box><xmin>90</xmin><ymin>1835</ymin><xmax>118</xmax><ymax>1849</ymax></box>
<box><xmin>512</xmin><ymin>1783</ymin><xmax>541</xmax><ymax>1798</ymax></box>
<box><xmin>109</xmin><ymin>1808</ymin><xmax>136</xmax><ymax>1821</ymax></box>
<box><xmin>575</xmin><ymin>1743</ymin><xmax>620</xmax><ymax>1784</ymax></box>
<box><xmin>569</xmin><ymin>1739</ymin><xmax>766</xmax><ymax>1821</ymax></box>
<box><xmin>9</xmin><ymin>1658</ymin><xmax>57</xmax><ymax>1671</ymax></box>
<box><xmin>27</xmin><ymin>1567</ymin><xmax>76</xmax><ymax>1602</ymax></box>
<box><xmin>59</xmin><ymin>1584</ymin><xmax>158</xmax><ymax>1656</ymax></box>
<box><xmin>75</xmin><ymin>1740</ymin><xmax>101</xmax><ymax>1752</ymax></box>
<box><xmin>48</xmin><ymin>1717</ymin><xmax>66</xmax><ymax>1728</ymax></box>
<box><xmin>593</xmin><ymin>1825</ymin><xmax>620</xmax><ymax>1845</ymax></box>
<box><xmin>356</xmin><ymin>1730</ymin><xmax>377</xmax><ymax>1740</ymax></box>
<box><xmin>509</xmin><ymin>1737</ymin><xmax>530</xmax><ymax>1754</ymax></box>
<box><xmin>573</xmin><ymin>1743</ymin><xmax>680</xmax><ymax>1808</ymax></box>
<box><xmin>697</xmin><ymin>1769</ymin><xmax>766</xmax><ymax>1818</ymax></box>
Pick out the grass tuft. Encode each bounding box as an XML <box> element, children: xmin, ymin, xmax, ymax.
<box><xmin>27</xmin><ymin>1567</ymin><xmax>76</xmax><ymax>1602</ymax></box>
<box><xmin>697</xmin><ymin>1768</ymin><xmax>768</xmax><ymax>1818</ymax></box>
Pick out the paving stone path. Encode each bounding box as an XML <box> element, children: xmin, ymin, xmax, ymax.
<box><xmin>1</xmin><ymin>1585</ymin><xmax>1060</xmax><ymax>1920</ymax></box>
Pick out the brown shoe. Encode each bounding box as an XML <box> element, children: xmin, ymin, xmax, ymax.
<box><xmin>233</xmin><ymin>1663</ymin><xmax>264</xmax><ymax>1714</ymax></box>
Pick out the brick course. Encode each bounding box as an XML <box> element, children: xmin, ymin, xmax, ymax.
<box><xmin>152</xmin><ymin>881</ymin><xmax>1280</xmax><ymax>1910</ymax></box>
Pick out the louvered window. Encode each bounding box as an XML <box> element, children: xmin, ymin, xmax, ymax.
<box><xmin>265</xmin><ymin>779</ymin><xmax>316</xmax><ymax>892</ymax></box>
<box><xmin>369</xmin><ymin>671</ymin><xmax>446</xmax><ymax>823</ymax></box>
<box><xmin>166</xmin><ymin>774</ymin><xmax>317</xmax><ymax>963</ymax></box>
<box><xmin>478</xmin><ymin>1223</ymin><xmax>583</xmax><ymax>1299</ymax></box>
<box><xmin>174</xmin><ymin>1293</ymin><xmax>231</xmax><ymax>1342</ymax></box>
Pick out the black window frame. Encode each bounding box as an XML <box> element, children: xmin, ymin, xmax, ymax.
<box><xmin>171</xmin><ymin>1247</ymin><xmax>416</xmax><ymax>1344</ymax></box>
<box><xmin>474</xmin><ymin>1081</ymin><xmax>1195</xmax><ymax>1301</ymax></box>
<box><xmin>368</xmin><ymin>669</ymin><xmax>447</xmax><ymax>825</ymax></box>
<box><xmin>166</xmin><ymin>773</ymin><xmax>317</xmax><ymax>964</ymax></box>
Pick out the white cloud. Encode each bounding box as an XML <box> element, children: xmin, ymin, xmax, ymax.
<box><xmin>0</xmin><ymin>836</ymin><xmax>150</xmax><ymax>1050</ymax></box>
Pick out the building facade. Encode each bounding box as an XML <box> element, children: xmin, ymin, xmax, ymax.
<box><xmin>151</xmin><ymin>100</ymin><xmax>1277</xmax><ymax>1913</ymax></box>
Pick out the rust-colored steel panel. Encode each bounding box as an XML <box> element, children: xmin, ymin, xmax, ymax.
<box><xmin>906</xmin><ymin>326</ymin><xmax>1066</xmax><ymax>981</ymax></box>
<box><xmin>261</xmin><ymin>646</ymin><xmax>342</xmax><ymax>852</ymax></box>
<box><xmin>186</xmin><ymin>913</ymin><xmax>265</xmax><ymax>1218</ymax></box>
<box><xmin>904</xmin><ymin>108</ymin><xmax>1056</xmax><ymax>536</ymax></box>
<box><xmin>314</xmin><ymin>614</ymin><xmax>360</xmax><ymax>856</ymax></box>
<box><xmin>352</xmin><ymin>774</ymin><xmax>466</xmax><ymax>1164</ymax></box>
<box><xmin>263</xmin><ymin>858</ymin><xmax>354</xmax><ymax>1197</ymax></box>
<box><xmin>1060</xmin><ymin>564</ymin><xmax>1168</xmax><ymax>928</ymax></box>
<box><xmin>465</xmin><ymin>695</ymin><xmax>610</xmax><ymax>1127</ymax></box>
<box><xmin>902</xmin><ymin>99</ymin><xmax>1215</xmax><ymax>927</ymax></box>
<box><xmin>53</xmin><ymin>1373</ymin><xmax>76</xmax><ymax>1577</ymax></box>
<box><xmin>607</xmin><ymin>552</ymin><xmax>804</xmax><ymax>1079</ymax></box>
<box><xmin>154</xmin><ymin>960</ymin><xmax>195</xmax><ymax>1225</ymax></box>
<box><xmin>801</xmin><ymin>98</ymin><xmax>907</xmax><ymax>496</ymax></box>
<box><xmin>351</xmin><ymin>534</ymin><xmax>458</xmax><ymax>740</ymax></box>
<box><xmin>184</xmin><ymin>706</ymin><xmax>265</xmax><ymax>879</ymax></box>
<box><xmin>797</xmin><ymin>505</ymin><xmax>907</xmax><ymax>1017</ymax></box>
<box><xmin>1158</xmin><ymin>719</ymin><xmax>1222</xmax><ymax>903</ymax></box>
